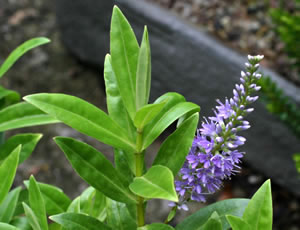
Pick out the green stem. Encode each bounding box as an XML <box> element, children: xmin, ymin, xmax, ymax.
<box><xmin>135</xmin><ymin>129</ymin><xmax>145</xmax><ymax>227</ymax></box>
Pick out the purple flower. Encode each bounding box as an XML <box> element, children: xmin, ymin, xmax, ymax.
<box><xmin>173</xmin><ymin>55</ymin><xmax>264</xmax><ymax>210</ymax></box>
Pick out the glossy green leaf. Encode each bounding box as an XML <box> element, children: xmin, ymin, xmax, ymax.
<box><xmin>110</xmin><ymin>6</ymin><xmax>139</xmax><ymax>120</ymax></box>
<box><xmin>22</xmin><ymin>202</ymin><xmax>42</xmax><ymax>230</ymax></box>
<box><xmin>79</xmin><ymin>187</ymin><xmax>94</xmax><ymax>210</ymax></box>
<box><xmin>134</xmin><ymin>103</ymin><xmax>166</xmax><ymax>129</ymax></box>
<box><xmin>226</xmin><ymin>215</ymin><xmax>251</xmax><ymax>230</ymax></box>
<box><xmin>28</xmin><ymin>175</ymin><xmax>48</xmax><ymax>230</ymax></box>
<box><xmin>79</xmin><ymin>187</ymin><xmax>106</xmax><ymax>220</ymax></box>
<box><xmin>114</xmin><ymin>148</ymin><xmax>134</xmax><ymax>182</ymax></box>
<box><xmin>143</xmin><ymin>97</ymin><xmax>199</xmax><ymax>150</ymax></box>
<box><xmin>0</xmin><ymin>133</ymin><xmax>42</xmax><ymax>164</ymax></box>
<box><xmin>201</xmin><ymin>212</ymin><xmax>222</xmax><ymax>230</ymax></box>
<box><xmin>129</xmin><ymin>165</ymin><xmax>178</xmax><ymax>202</ymax></box>
<box><xmin>13</xmin><ymin>189</ymin><xmax>28</xmax><ymax>216</ymax></box>
<box><xmin>136</xmin><ymin>26</ymin><xmax>151</xmax><ymax>110</ymax></box>
<box><xmin>0</xmin><ymin>86</ymin><xmax>20</xmax><ymax>110</ymax></box>
<box><xmin>54</xmin><ymin>137</ymin><xmax>136</xmax><ymax>204</ymax></box>
<box><xmin>50</xmin><ymin>213</ymin><xmax>112</xmax><ymax>230</ymax></box>
<box><xmin>138</xmin><ymin>223</ymin><xmax>175</xmax><ymax>230</ymax></box>
<box><xmin>166</xmin><ymin>207</ymin><xmax>177</xmax><ymax>223</ymax></box>
<box><xmin>104</xmin><ymin>54</ymin><xmax>136</xmax><ymax>142</ymax></box>
<box><xmin>24</xmin><ymin>94</ymin><xmax>135</xmax><ymax>152</ymax></box>
<box><xmin>10</xmin><ymin>216</ymin><xmax>32</xmax><ymax>230</ymax></box>
<box><xmin>242</xmin><ymin>180</ymin><xmax>272</xmax><ymax>230</ymax></box>
<box><xmin>106</xmin><ymin>198</ymin><xmax>136</xmax><ymax>230</ymax></box>
<box><xmin>0</xmin><ymin>187</ymin><xmax>21</xmax><ymax>223</ymax></box>
<box><xmin>0</xmin><ymin>37</ymin><xmax>50</xmax><ymax>78</ymax></box>
<box><xmin>153</xmin><ymin>113</ymin><xmax>199</xmax><ymax>176</ymax></box>
<box><xmin>0</xmin><ymin>145</ymin><xmax>20</xmax><ymax>204</ymax></box>
<box><xmin>175</xmin><ymin>199</ymin><xmax>249</xmax><ymax>230</ymax></box>
<box><xmin>49</xmin><ymin>223</ymin><xmax>61</xmax><ymax>230</ymax></box>
<box><xmin>24</xmin><ymin>180</ymin><xmax>71</xmax><ymax>215</ymax></box>
<box><xmin>0</xmin><ymin>223</ymin><xmax>20</xmax><ymax>230</ymax></box>
<box><xmin>0</xmin><ymin>132</ymin><xmax>4</xmax><ymax>146</ymax></box>
<box><xmin>67</xmin><ymin>197</ymin><xmax>80</xmax><ymax>213</ymax></box>
<box><xmin>0</xmin><ymin>102</ymin><xmax>59</xmax><ymax>132</ymax></box>
<box><xmin>91</xmin><ymin>190</ymin><xmax>107</xmax><ymax>221</ymax></box>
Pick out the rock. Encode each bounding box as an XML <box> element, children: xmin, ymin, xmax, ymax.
<box><xmin>55</xmin><ymin>0</ymin><xmax>300</xmax><ymax>196</ymax></box>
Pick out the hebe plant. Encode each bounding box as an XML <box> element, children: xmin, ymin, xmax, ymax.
<box><xmin>269</xmin><ymin>0</ymin><xmax>300</xmax><ymax>70</ymax></box>
<box><xmin>0</xmin><ymin>6</ymin><xmax>273</xmax><ymax>230</ymax></box>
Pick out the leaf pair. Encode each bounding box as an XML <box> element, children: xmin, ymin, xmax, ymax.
<box><xmin>110</xmin><ymin>6</ymin><xmax>151</xmax><ymax>120</ymax></box>
<box><xmin>226</xmin><ymin>180</ymin><xmax>272</xmax><ymax>230</ymax></box>
<box><xmin>175</xmin><ymin>180</ymin><xmax>272</xmax><ymax>230</ymax></box>
<box><xmin>22</xmin><ymin>176</ymin><xmax>48</xmax><ymax>230</ymax></box>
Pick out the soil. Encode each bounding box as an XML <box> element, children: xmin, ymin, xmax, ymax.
<box><xmin>0</xmin><ymin>0</ymin><xmax>299</xmax><ymax>229</ymax></box>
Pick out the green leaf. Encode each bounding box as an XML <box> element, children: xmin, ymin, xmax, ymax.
<box><xmin>24</xmin><ymin>180</ymin><xmax>71</xmax><ymax>215</ymax></box>
<box><xmin>110</xmin><ymin>6</ymin><xmax>140</xmax><ymax>120</ymax></box>
<box><xmin>0</xmin><ymin>102</ymin><xmax>59</xmax><ymax>132</ymax></box>
<box><xmin>242</xmin><ymin>180</ymin><xmax>272</xmax><ymax>230</ymax></box>
<box><xmin>153</xmin><ymin>113</ymin><xmax>199</xmax><ymax>176</ymax></box>
<box><xmin>0</xmin><ymin>133</ymin><xmax>42</xmax><ymax>164</ymax></box>
<box><xmin>22</xmin><ymin>202</ymin><xmax>42</xmax><ymax>230</ymax></box>
<box><xmin>104</xmin><ymin>54</ymin><xmax>136</xmax><ymax>142</ymax></box>
<box><xmin>28</xmin><ymin>175</ymin><xmax>48</xmax><ymax>230</ymax></box>
<box><xmin>0</xmin><ymin>145</ymin><xmax>20</xmax><ymax>204</ymax></box>
<box><xmin>166</xmin><ymin>207</ymin><xmax>177</xmax><ymax>223</ymax></box>
<box><xmin>49</xmin><ymin>223</ymin><xmax>62</xmax><ymax>230</ymax></box>
<box><xmin>138</xmin><ymin>223</ymin><xmax>175</xmax><ymax>230</ymax></box>
<box><xmin>0</xmin><ymin>223</ymin><xmax>20</xmax><ymax>230</ymax></box>
<box><xmin>54</xmin><ymin>137</ymin><xmax>136</xmax><ymax>204</ymax></box>
<box><xmin>67</xmin><ymin>197</ymin><xmax>81</xmax><ymax>213</ymax></box>
<box><xmin>0</xmin><ymin>132</ymin><xmax>4</xmax><ymax>146</ymax></box>
<box><xmin>200</xmin><ymin>212</ymin><xmax>222</xmax><ymax>230</ymax></box>
<box><xmin>293</xmin><ymin>153</ymin><xmax>300</xmax><ymax>173</ymax></box>
<box><xmin>143</xmin><ymin>100</ymin><xmax>199</xmax><ymax>150</ymax></box>
<box><xmin>175</xmin><ymin>199</ymin><xmax>249</xmax><ymax>230</ymax></box>
<box><xmin>129</xmin><ymin>165</ymin><xmax>178</xmax><ymax>202</ymax></box>
<box><xmin>0</xmin><ymin>37</ymin><xmax>50</xmax><ymax>78</ymax></box>
<box><xmin>79</xmin><ymin>187</ymin><xmax>94</xmax><ymax>210</ymax></box>
<box><xmin>114</xmin><ymin>148</ymin><xmax>134</xmax><ymax>182</ymax></box>
<box><xmin>91</xmin><ymin>190</ymin><xmax>107</xmax><ymax>221</ymax></box>
<box><xmin>136</xmin><ymin>26</ymin><xmax>151</xmax><ymax>110</ymax></box>
<box><xmin>13</xmin><ymin>189</ymin><xmax>28</xmax><ymax>216</ymax></box>
<box><xmin>134</xmin><ymin>103</ymin><xmax>166</xmax><ymax>129</ymax></box>
<box><xmin>106</xmin><ymin>198</ymin><xmax>136</xmax><ymax>230</ymax></box>
<box><xmin>24</xmin><ymin>93</ymin><xmax>135</xmax><ymax>152</ymax></box>
<box><xmin>0</xmin><ymin>187</ymin><xmax>21</xmax><ymax>223</ymax></box>
<box><xmin>79</xmin><ymin>187</ymin><xmax>106</xmax><ymax>220</ymax></box>
<box><xmin>10</xmin><ymin>216</ymin><xmax>32</xmax><ymax>230</ymax></box>
<box><xmin>50</xmin><ymin>213</ymin><xmax>112</xmax><ymax>230</ymax></box>
<box><xmin>0</xmin><ymin>86</ymin><xmax>20</xmax><ymax>110</ymax></box>
<box><xmin>226</xmin><ymin>215</ymin><xmax>251</xmax><ymax>230</ymax></box>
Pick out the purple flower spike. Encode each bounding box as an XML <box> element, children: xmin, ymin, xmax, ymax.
<box><xmin>173</xmin><ymin>55</ymin><xmax>263</xmax><ymax>210</ymax></box>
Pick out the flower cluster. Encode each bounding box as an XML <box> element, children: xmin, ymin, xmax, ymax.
<box><xmin>172</xmin><ymin>55</ymin><xmax>264</xmax><ymax>210</ymax></box>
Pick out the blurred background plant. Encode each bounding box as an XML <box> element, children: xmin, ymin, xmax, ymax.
<box><xmin>269</xmin><ymin>0</ymin><xmax>300</xmax><ymax>72</ymax></box>
<box><xmin>258</xmin><ymin>76</ymin><xmax>300</xmax><ymax>138</ymax></box>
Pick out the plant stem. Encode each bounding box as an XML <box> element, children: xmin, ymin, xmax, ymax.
<box><xmin>135</xmin><ymin>129</ymin><xmax>145</xmax><ymax>227</ymax></box>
